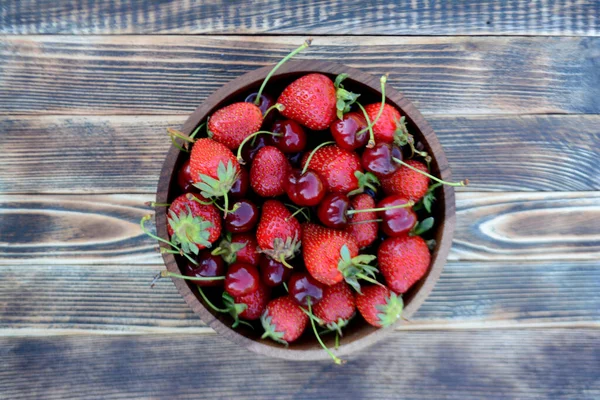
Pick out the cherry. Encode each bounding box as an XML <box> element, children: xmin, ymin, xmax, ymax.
<box><xmin>225</xmin><ymin>263</ymin><xmax>260</xmax><ymax>297</ymax></box>
<box><xmin>182</xmin><ymin>250</ymin><xmax>226</xmax><ymax>287</ymax></box>
<box><xmin>287</xmin><ymin>152</ymin><xmax>303</xmax><ymax>167</ymax></box>
<box><xmin>230</xmin><ymin>168</ymin><xmax>249</xmax><ymax>199</ymax></box>
<box><xmin>330</xmin><ymin>111</ymin><xmax>369</xmax><ymax>151</ymax></box>
<box><xmin>317</xmin><ymin>193</ymin><xmax>351</xmax><ymax>229</ymax></box>
<box><xmin>285</xmin><ymin>169</ymin><xmax>326</xmax><ymax>207</ymax></box>
<box><xmin>288</xmin><ymin>272</ymin><xmax>325</xmax><ymax>306</ymax></box>
<box><xmin>224</xmin><ymin>199</ymin><xmax>258</xmax><ymax>233</ymax></box>
<box><xmin>377</xmin><ymin>195</ymin><xmax>417</xmax><ymax>237</ymax></box>
<box><xmin>259</xmin><ymin>255</ymin><xmax>292</xmax><ymax>287</ymax></box>
<box><xmin>240</xmin><ymin>134</ymin><xmax>270</xmax><ymax>163</ymax></box>
<box><xmin>362</xmin><ymin>142</ymin><xmax>403</xmax><ymax>177</ymax></box>
<box><xmin>245</xmin><ymin>93</ymin><xmax>275</xmax><ymax>116</ymax></box>
<box><xmin>270</xmin><ymin>120</ymin><xmax>307</xmax><ymax>153</ymax></box>
<box><xmin>177</xmin><ymin>160</ymin><xmax>197</xmax><ymax>192</ymax></box>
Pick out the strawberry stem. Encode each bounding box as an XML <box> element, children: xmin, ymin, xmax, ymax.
<box><xmin>301</xmin><ymin>140</ymin><xmax>336</xmax><ymax>175</ymax></box>
<box><xmin>263</xmin><ymin>103</ymin><xmax>285</xmax><ymax>119</ymax></box>
<box><xmin>346</xmin><ymin>201</ymin><xmax>414</xmax><ymax>215</ymax></box>
<box><xmin>392</xmin><ymin>158</ymin><xmax>468</xmax><ymax>187</ymax></box>
<box><xmin>356</xmin><ymin>102</ymin><xmax>375</xmax><ymax>148</ymax></box>
<box><xmin>355</xmin><ymin>273</ymin><xmax>385</xmax><ymax>287</ymax></box>
<box><xmin>307</xmin><ymin>297</ymin><xmax>345</xmax><ymax>365</ymax></box>
<box><xmin>356</xmin><ymin>74</ymin><xmax>388</xmax><ymax>138</ymax></box>
<box><xmin>279</xmin><ymin>255</ymin><xmax>294</xmax><ymax>269</ymax></box>
<box><xmin>197</xmin><ymin>286</ymin><xmax>229</xmax><ymax>313</ymax></box>
<box><xmin>254</xmin><ymin>39</ymin><xmax>313</xmax><ymax>105</ymax></box>
<box><xmin>236</xmin><ymin>131</ymin><xmax>282</xmax><ymax>165</ymax></box>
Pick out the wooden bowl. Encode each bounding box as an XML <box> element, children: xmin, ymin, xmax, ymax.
<box><xmin>155</xmin><ymin>60</ymin><xmax>455</xmax><ymax>361</ymax></box>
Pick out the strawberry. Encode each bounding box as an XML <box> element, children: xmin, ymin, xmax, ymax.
<box><xmin>345</xmin><ymin>194</ymin><xmax>378</xmax><ymax>248</ymax></box>
<box><xmin>301</xmin><ymin>144</ymin><xmax>378</xmax><ymax>195</ymax></box>
<box><xmin>378</xmin><ymin>235</ymin><xmax>431</xmax><ymax>294</ymax></box>
<box><xmin>166</xmin><ymin>194</ymin><xmax>221</xmax><ymax>254</ymax></box>
<box><xmin>212</xmin><ymin>233</ymin><xmax>260</xmax><ymax>266</ymax></box>
<box><xmin>381</xmin><ymin>159</ymin><xmax>429</xmax><ymax>202</ymax></box>
<box><xmin>261</xmin><ymin>296</ymin><xmax>308</xmax><ymax>344</ymax></box>
<box><xmin>256</xmin><ymin>200</ymin><xmax>301</xmax><ymax>266</ymax></box>
<box><xmin>312</xmin><ymin>282</ymin><xmax>356</xmax><ymax>335</ymax></box>
<box><xmin>189</xmin><ymin>138</ymin><xmax>240</xmax><ymax>211</ymax></box>
<box><xmin>302</xmin><ymin>223</ymin><xmax>378</xmax><ymax>291</ymax></box>
<box><xmin>250</xmin><ymin>146</ymin><xmax>291</xmax><ymax>197</ymax></box>
<box><xmin>232</xmin><ymin>281</ymin><xmax>271</xmax><ymax>320</ymax></box>
<box><xmin>364</xmin><ymin>103</ymin><xmax>402</xmax><ymax>144</ymax></box>
<box><xmin>356</xmin><ymin>285</ymin><xmax>403</xmax><ymax>328</ymax></box>
<box><xmin>208</xmin><ymin>102</ymin><xmax>263</xmax><ymax>150</ymax></box>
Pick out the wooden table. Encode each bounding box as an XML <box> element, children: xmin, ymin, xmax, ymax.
<box><xmin>1</xmin><ymin>1</ymin><xmax>599</xmax><ymax>399</ymax></box>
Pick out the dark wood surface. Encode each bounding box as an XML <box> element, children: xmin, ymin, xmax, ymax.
<box><xmin>1</xmin><ymin>0</ymin><xmax>599</xmax><ymax>398</ymax></box>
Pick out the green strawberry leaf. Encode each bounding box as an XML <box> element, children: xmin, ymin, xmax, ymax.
<box><xmin>167</xmin><ymin>207</ymin><xmax>213</xmax><ymax>255</ymax></box>
<box><xmin>334</xmin><ymin>73</ymin><xmax>360</xmax><ymax>120</ymax></box>
<box><xmin>375</xmin><ymin>291</ymin><xmax>404</xmax><ymax>328</ymax></box>
<box><xmin>260</xmin><ymin>313</ymin><xmax>288</xmax><ymax>346</ymax></box>
<box><xmin>194</xmin><ymin>160</ymin><xmax>239</xmax><ymax>199</ymax></box>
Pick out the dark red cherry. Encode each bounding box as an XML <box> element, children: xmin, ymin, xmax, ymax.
<box><xmin>330</xmin><ymin>112</ymin><xmax>369</xmax><ymax>151</ymax></box>
<box><xmin>284</xmin><ymin>169</ymin><xmax>326</xmax><ymax>207</ymax></box>
<box><xmin>270</xmin><ymin>120</ymin><xmax>307</xmax><ymax>153</ymax></box>
<box><xmin>245</xmin><ymin>92</ymin><xmax>276</xmax><ymax>127</ymax></box>
<box><xmin>177</xmin><ymin>160</ymin><xmax>196</xmax><ymax>192</ymax></box>
<box><xmin>317</xmin><ymin>193</ymin><xmax>351</xmax><ymax>229</ymax></box>
<box><xmin>224</xmin><ymin>263</ymin><xmax>260</xmax><ymax>297</ymax></box>
<box><xmin>259</xmin><ymin>255</ymin><xmax>292</xmax><ymax>287</ymax></box>
<box><xmin>288</xmin><ymin>272</ymin><xmax>325</xmax><ymax>306</ymax></box>
<box><xmin>230</xmin><ymin>168</ymin><xmax>249</xmax><ymax>199</ymax></box>
<box><xmin>183</xmin><ymin>250</ymin><xmax>226</xmax><ymax>287</ymax></box>
<box><xmin>287</xmin><ymin>152</ymin><xmax>303</xmax><ymax>167</ymax></box>
<box><xmin>241</xmin><ymin>134</ymin><xmax>270</xmax><ymax>163</ymax></box>
<box><xmin>224</xmin><ymin>199</ymin><xmax>258</xmax><ymax>233</ymax></box>
<box><xmin>377</xmin><ymin>195</ymin><xmax>417</xmax><ymax>237</ymax></box>
<box><xmin>361</xmin><ymin>142</ymin><xmax>403</xmax><ymax>177</ymax></box>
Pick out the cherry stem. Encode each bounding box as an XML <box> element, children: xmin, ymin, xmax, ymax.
<box><xmin>158</xmin><ymin>270</ymin><xmax>225</xmax><ymax>282</ymax></box>
<box><xmin>279</xmin><ymin>255</ymin><xmax>294</xmax><ymax>269</ymax></box>
<box><xmin>170</xmin><ymin>134</ymin><xmax>188</xmax><ymax>153</ymax></box>
<box><xmin>236</xmin><ymin>131</ymin><xmax>282</xmax><ymax>164</ymax></box>
<box><xmin>307</xmin><ymin>297</ymin><xmax>344</xmax><ymax>365</ymax></box>
<box><xmin>335</xmin><ymin>332</ymin><xmax>340</xmax><ymax>349</ymax></box>
<box><xmin>263</xmin><ymin>103</ymin><xmax>285</xmax><ymax>119</ymax></box>
<box><xmin>197</xmin><ymin>286</ymin><xmax>229</xmax><ymax>313</ymax></box>
<box><xmin>141</xmin><ymin>215</ymin><xmax>199</xmax><ymax>266</ymax></box>
<box><xmin>286</xmin><ymin>207</ymin><xmax>309</xmax><ymax>221</ymax></box>
<box><xmin>348</xmin><ymin>218</ymin><xmax>383</xmax><ymax>225</ymax></box>
<box><xmin>145</xmin><ymin>202</ymin><xmax>171</xmax><ymax>207</ymax></box>
<box><xmin>254</xmin><ymin>39</ymin><xmax>313</xmax><ymax>104</ymax></box>
<box><xmin>392</xmin><ymin>158</ymin><xmax>468</xmax><ymax>187</ymax></box>
<box><xmin>189</xmin><ymin>122</ymin><xmax>205</xmax><ymax>140</ymax></box>
<box><xmin>167</xmin><ymin>127</ymin><xmax>195</xmax><ymax>143</ymax></box>
<box><xmin>356</xmin><ymin>74</ymin><xmax>388</xmax><ymax>137</ymax></box>
<box><xmin>284</xmin><ymin>203</ymin><xmax>311</xmax><ymax>221</ymax></box>
<box><xmin>347</xmin><ymin>201</ymin><xmax>414</xmax><ymax>215</ymax></box>
<box><xmin>356</xmin><ymin>102</ymin><xmax>375</xmax><ymax>148</ymax></box>
<box><xmin>301</xmin><ymin>140</ymin><xmax>335</xmax><ymax>175</ymax></box>
<box><xmin>189</xmin><ymin>193</ymin><xmax>238</xmax><ymax>215</ymax></box>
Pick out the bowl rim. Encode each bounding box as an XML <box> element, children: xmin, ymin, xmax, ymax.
<box><xmin>155</xmin><ymin>60</ymin><xmax>455</xmax><ymax>361</ymax></box>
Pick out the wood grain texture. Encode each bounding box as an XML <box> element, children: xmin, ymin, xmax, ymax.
<box><xmin>0</xmin><ymin>192</ymin><xmax>598</xmax><ymax>265</ymax></box>
<box><xmin>1</xmin><ymin>261</ymin><xmax>599</xmax><ymax>334</ymax></box>
<box><xmin>1</xmin><ymin>0</ymin><xmax>599</xmax><ymax>36</ymax></box>
<box><xmin>2</xmin><ymin>114</ymin><xmax>599</xmax><ymax>194</ymax></box>
<box><xmin>1</xmin><ymin>36</ymin><xmax>599</xmax><ymax>116</ymax></box>
<box><xmin>1</xmin><ymin>330</ymin><xmax>599</xmax><ymax>399</ymax></box>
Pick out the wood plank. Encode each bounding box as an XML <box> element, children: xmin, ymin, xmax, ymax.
<box><xmin>1</xmin><ymin>192</ymin><xmax>598</xmax><ymax>265</ymax></box>
<box><xmin>1</xmin><ymin>1</ymin><xmax>599</xmax><ymax>36</ymax></box>
<box><xmin>1</xmin><ymin>261</ymin><xmax>598</xmax><ymax>334</ymax></box>
<box><xmin>1</xmin><ymin>330</ymin><xmax>598</xmax><ymax>399</ymax></box>
<box><xmin>2</xmin><ymin>114</ymin><xmax>599</xmax><ymax>194</ymax></box>
<box><xmin>1</xmin><ymin>36</ymin><xmax>598</xmax><ymax>116</ymax></box>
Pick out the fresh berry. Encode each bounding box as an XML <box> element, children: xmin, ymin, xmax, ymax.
<box><xmin>288</xmin><ymin>272</ymin><xmax>325</xmax><ymax>306</ymax></box>
<box><xmin>270</xmin><ymin>120</ymin><xmax>307</xmax><ymax>153</ymax></box>
<box><xmin>381</xmin><ymin>159</ymin><xmax>429</xmax><ymax>201</ymax></box>
<box><xmin>245</xmin><ymin>92</ymin><xmax>276</xmax><ymax>127</ymax></box>
<box><xmin>361</xmin><ymin>142</ymin><xmax>403</xmax><ymax>178</ymax></box>
<box><xmin>378</xmin><ymin>235</ymin><xmax>431</xmax><ymax>294</ymax></box>
<box><xmin>317</xmin><ymin>193</ymin><xmax>350</xmax><ymax>229</ymax></box>
<box><xmin>182</xmin><ymin>250</ymin><xmax>226</xmax><ymax>287</ymax></box>
<box><xmin>345</xmin><ymin>194</ymin><xmax>378</xmax><ymax>248</ymax></box>
<box><xmin>224</xmin><ymin>263</ymin><xmax>260</xmax><ymax>297</ymax></box>
<box><xmin>330</xmin><ymin>111</ymin><xmax>369</xmax><ymax>151</ymax></box>
<box><xmin>364</xmin><ymin>103</ymin><xmax>402</xmax><ymax>143</ymax></box>
<box><xmin>177</xmin><ymin>160</ymin><xmax>196</xmax><ymax>192</ymax></box>
<box><xmin>256</xmin><ymin>200</ymin><xmax>301</xmax><ymax>266</ymax></box>
<box><xmin>284</xmin><ymin>169</ymin><xmax>326</xmax><ymax>207</ymax></box>
<box><xmin>259</xmin><ymin>255</ymin><xmax>292</xmax><ymax>287</ymax></box>
<box><xmin>356</xmin><ymin>285</ymin><xmax>404</xmax><ymax>328</ymax></box>
<box><xmin>313</xmin><ymin>282</ymin><xmax>356</xmax><ymax>333</ymax></box>
<box><xmin>234</xmin><ymin>281</ymin><xmax>271</xmax><ymax>320</ymax></box>
<box><xmin>240</xmin><ymin>133</ymin><xmax>270</xmax><ymax>164</ymax></box>
<box><xmin>287</xmin><ymin>152</ymin><xmax>303</xmax><ymax>167</ymax></box>
<box><xmin>167</xmin><ymin>194</ymin><xmax>221</xmax><ymax>254</ymax></box>
<box><xmin>213</xmin><ymin>233</ymin><xmax>259</xmax><ymax>266</ymax></box>
<box><xmin>230</xmin><ymin>168</ymin><xmax>249</xmax><ymax>199</ymax></box>
<box><xmin>250</xmin><ymin>146</ymin><xmax>291</xmax><ymax>197</ymax></box>
<box><xmin>277</xmin><ymin>73</ymin><xmax>337</xmax><ymax>130</ymax></box>
<box><xmin>208</xmin><ymin>102</ymin><xmax>263</xmax><ymax>150</ymax></box>
<box><xmin>224</xmin><ymin>199</ymin><xmax>259</xmax><ymax>233</ymax></box>
<box><xmin>377</xmin><ymin>195</ymin><xmax>417</xmax><ymax>237</ymax></box>
<box><xmin>261</xmin><ymin>296</ymin><xmax>308</xmax><ymax>344</ymax></box>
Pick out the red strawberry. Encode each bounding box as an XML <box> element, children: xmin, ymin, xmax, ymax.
<box><xmin>166</xmin><ymin>194</ymin><xmax>221</xmax><ymax>254</ymax></box>
<box><xmin>378</xmin><ymin>235</ymin><xmax>431</xmax><ymax>294</ymax></box>
<box><xmin>302</xmin><ymin>223</ymin><xmax>377</xmax><ymax>291</ymax></box>
<box><xmin>301</xmin><ymin>145</ymin><xmax>377</xmax><ymax>195</ymax></box>
<box><xmin>189</xmin><ymin>138</ymin><xmax>241</xmax><ymax>208</ymax></box>
<box><xmin>256</xmin><ymin>200</ymin><xmax>301</xmax><ymax>266</ymax></box>
<box><xmin>364</xmin><ymin>103</ymin><xmax>402</xmax><ymax>144</ymax></box>
<box><xmin>212</xmin><ymin>233</ymin><xmax>259</xmax><ymax>266</ymax></box>
<box><xmin>208</xmin><ymin>102</ymin><xmax>263</xmax><ymax>150</ymax></box>
<box><xmin>312</xmin><ymin>282</ymin><xmax>356</xmax><ymax>334</ymax></box>
<box><xmin>381</xmin><ymin>159</ymin><xmax>429</xmax><ymax>202</ymax></box>
<box><xmin>250</xmin><ymin>146</ymin><xmax>291</xmax><ymax>197</ymax></box>
<box><xmin>234</xmin><ymin>281</ymin><xmax>271</xmax><ymax>320</ymax></box>
<box><xmin>356</xmin><ymin>285</ymin><xmax>403</xmax><ymax>328</ymax></box>
<box><xmin>277</xmin><ymin>73</ymin><xmax>337</xmax><ymax>130</ymax></box>
<box><xmin>261</xmin><ymin>296</ymin><xmax>308</xmax><ymax>344</ymax></box>
<box><xmin>345</xmin><ymin>194</ymin><xmax>378</xmax><ymax>248</ymax></box>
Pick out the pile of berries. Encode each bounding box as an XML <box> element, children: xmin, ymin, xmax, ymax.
<box><xmin>144</xmin><ymin>40</ymin><xmax>467</xmax><ymax>363</ymax></box>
